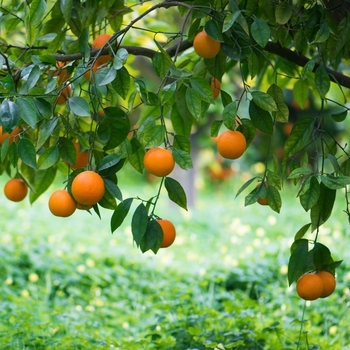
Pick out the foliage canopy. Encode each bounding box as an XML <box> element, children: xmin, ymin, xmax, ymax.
<box><xmin>1</xmin><ymin>0</ymin><xmax>350</xmax><ymax>281</ymax></box>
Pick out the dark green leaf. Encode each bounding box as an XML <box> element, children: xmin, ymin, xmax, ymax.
<box><xmin>204</xmin><ymin>19</ymin><xmax>223</xmax><ymax>42</ymax></box>
<box><xmin>97</xmin><ymin>153</ymin><xmax>123</xmax><ymax>172</ymax></box>
<box><xmin>267</xmin><ymin>186</ymin><xmax>282</xmax><ymax>213</ymax></box>
<box><xmin>287</xmin><ymin>167</ymin><xmax>314</xmax><ymax>180</ymax></box>
<box><xmin>111</xmin><ymin>198</ymin><xmax>133</xmax><ymax>233</ymax></box>
<box><xmin>29</xmin><ymin>167</ymin><xmax>57</xmax><ymax>204</ymax></box>
<box><xmin>152</xmin><ymin>51</ymin><xmax>173</xmax><ymax>78</ymax></box>
<box><xmin>251</xmin><ymin>17</ymin><xmax>270</xmax><ymax>47</ymax></box>
<box><xmin>288</xmin><ymin>239</ymin><xmax>308</xmax><ymax>285</ymax></box>
<box><xmin>131</xmin><ymin>203</ymin><xmax>148</xmax><ymax>247</ymax></box>
<box><xmin>249</xmin><ymin>100</ymin><xmax>273</xmax><ymax>134</ymax></box>
<box><xmin>172</xmin><ymin>148</ymin><xmax>193</xmax><ymax>170</ymax></box>
<box><xmin>37</xmin><ymin>145</ymin><xmax>59</xmax><ymax>169</ymax></box>
<box><xmin>164</xmin><ymin>177</ymin><xmax>187</xmax><ymax>210</ymax></box>
<box><xmin>0</xmin><ymin>100</ymin><xmax>20</xmax><ymax>132</ymax></box>
<box><xmin>312</xmin><ymin>243</ymin><xmax>332</xmax><ymax>270</ymax></box>
<box><xmin>68</xmin><ymin>96</ymin><xmax>90</xmax><ymax>117</ymax></box>
<box><xmin>222</xmin><ymin>101</ymin><xmax>237</xmax><ymax>130</ymax></box>
<box><xmin>315</xmin><ymin>66</ymin><xmax>330</xmax><ymax>98</ymax></box>
<box><xmin>111</xmin><ymin>66</ymin><xmax>130</xmax><ymax>99</ymax></box>
<box><xmin>18</xmin><ymin>139</ymin><xmax>37</xmax><ymax>169</ymax></box>
<box><xmin>332</xmin><ymin>110</ymin><xmax>347</xmax><ymax>122</ymax></box>
<box><xmin>186</xmin><ymin>88</ymin><xmax>202</xmax><ymax>120</ymax></box>
<box><xmin>140</xmin><ymin>219</ymin><xmax>163</xmax><ymax>254</ymax></box>
<box><xmin>104</xmin><ymin>179</ymin><xmax>123</xmax><ymax>201</ymax></box>
<box><xmin>16</xmin><ymin>98</ymin><xmax>38</xmax><ymax>129</ymax></box>
<box><xmin>235</xmin><ymin>177</ymin><xmax>258</xmax><ymax>198</ymax></box>
<box><xmin>300</xmin><ymin>176</ymin><xmax>320</xmax><ymax>211</ymax></box>
<box><xmin>321</xmin><ymin>174</ymin><xmax>350</xmax><ymax>190</ymax></box>
<box><xmin>294</xmin><ymin>223</ymin><xmax>312</xmax><ymax>240</ymax></box>
<box><xmin>37</xmin><ymin>117</ymin><xmax>58</xmax><ymax>149</ymax></box>
<box><xmin>251</xmin><ymin>91</ymin><xmax>277</xmax><ymax>112</ymax></box>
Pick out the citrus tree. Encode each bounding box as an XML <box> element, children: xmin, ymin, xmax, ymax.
<box><xmin>0</xmin><ymin>0</ymin><xmax>349</xmax><ymax>294</ymax></box>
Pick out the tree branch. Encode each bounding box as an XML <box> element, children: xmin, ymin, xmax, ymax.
<box><xmin>265</xmin><ymin>41</ymin><xmax>350</xmax><ymax>89</ymax></box>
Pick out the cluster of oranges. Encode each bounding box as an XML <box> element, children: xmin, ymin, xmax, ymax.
<box><xmin>296</xmin><ymin>271</ymin><xmax>336</xmax><ymax>300</ymax></box>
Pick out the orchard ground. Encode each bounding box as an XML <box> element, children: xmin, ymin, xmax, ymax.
<box><xmin>1</xmin><ymin>163</ymin><xmax>350</xmax><ymax>349</ymax></box>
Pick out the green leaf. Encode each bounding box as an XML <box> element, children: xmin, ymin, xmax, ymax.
<box><xmin>78</xmin><ymin>26</ymin><xmax>90</xmax><ymax>61</ymax></box>
<box><xmin>204</xmin><ymin>19</ymin><xmax>223</xmax><ymax>42</ymax></box>
<box><xmin>294</xmin><ymin>223</ymin><xmax>312</xmax><ymax>240</ymax></box>
<box><xmin>47</xmin><ymin>30</ymin><xmax>66</xmax><ymax>53</ymax></box>
<box><xmin>210</xmin><ymin>120</ymin><xmax>223</xmax><ymax>137</ymax></box>
<box><xmin>251</xmin><ymin>91</ymin><xmax>277</xmax><ymax>112</ymax></box>
<box><xmin>113</xmin><ymin>48</ymin><xmax>128</xmax><ymax>70</ymax></box>
<box><xmin>190</xmin><ymin>77</ymin><xmax>215</xmax><ymax>104</ymax></box>
<box><xmin>97</xmin><ymin>153</ymin><xmax>123</xmax><ymax>172</ymax></box>
<box><xmin>172</xmin><ymin>148</ymin><xmax>193</xmax><ymax>170</ymax></box>
<box><xmin>128</xmin><ymin>138</ymin><xmax>145</xmax><ymax>173</ymax></box>
<box><xmin>312</xmin><ymin>243</ymin><xmax>332</xmax><ymax>270</ymax></box>
<box><xmin>267</xmin><ymin>84</ymin><xmax>289</xmax><ymax>123</ymax></box>
<box><xmin>18</xmin><ymin>139</ymin><xmax>37</xmax><ymax>169</ymax></box>
<box><xmin>300</xmin><ymin>176</ymin><xmax>320</xmax><ymax>211</ymax></box>
<box><xmin>60</xmin><ymin>0</ymin><xmax>73</xmax><ymax>23</ymax></box>
<box><xmin>0</xmin><ymin>100</ymin><xmax>20</xmax><ymax>133</ymax></box>
<box><xmin>30</xmin><ymin>0</ymin><xmax>46</xmax><ymax>25</ymax></box>
<box><xmin>275</xmin><ymin>2</ymin><xmax>292</xmax><ymax>25</ymax></box>
<box><xmin>37</xmin><ymin>117</ymin><xmax>58</xmax><ymax>149</ymax></box>
<box><xmin>267</xmin><ymin>186</ymin><xmax>282</xmax><ymax>213</ymax></box>
<box><xmin>160</xmin><ymin>81</ymin><xmax>176</xmax><ymax>105</ymax></box>
<box><xmin>315</xmin><ymin>66</ymin><xmax>330</xmax><ymax>98</ymax></box>
<box><xmin>301</xmin><ymin>59</ymin><xmax>316</xmax><ymax>80</ymax></box>
<box><xmin>332</xmin><ymin>110</ymin><xmax>347</xmax><ymax>122</ymax></box>
<box><xmin>235</xmin><ymin>177</ymin><xmax>258</xmax><ymax>198</ymax></box>
<box><xmin>97</xmin><ymin>107</ymin><xmax>130</xmax><ymax>150</ymax></box>
<box><xmin>20</xmin><ymin>65</ymin><xmax>41</xmax><ymax>94</ymax></box>
<box><xmin>37</xmin><ymin>145</ymin><xmax>59</xmax><ymax>169</ymax></box>
<box><xmin>288</xmin><ymin>239</ymin><xmax>308</xmax><ymax>285</ymax></box>
<box><xmin>140</xmin><ymin>219</ymin><xmax>163</xmax><ymax>254</ymax></box>
<box><xmin>29</xmin><ymin>167</ymin><xmax>57</xmax><ymax>204</ymax></box>
<box><xmin>287</xmin><ymin>167</ymin><xmax>314</xmax><ymax>180</ymax></box>
<box><xmin>164</xmin><ymin>177</ymin><xmax>187</xmax><ymax>210</ymax></box>
<box><xmin>138</xmin><ymin>119</ymin><xmax>165</xmax><ymax>149</ymax></box>
<box><xmin>249</xmin><ymin>100</ymin><xmax>273</xmax><ymax>134</ymax></box>
<box><xmin>58</xmin><ymin>137</ymin><xmax>76</xmax><ymax>165</ymax></box>
<box><xmin>99</xmin><ymin>67</ymin><xmax>117</xmax><ymax>86</ymax></box>
<box><xmin>35</xmin><ymin>98</ymin><xmax>53</xmax><ymax>119</ymax></box>
<box><xmin>131</xmin><ymin>203</ymin><xmax>149</xmax><ymax>247</ymax></box>
<box><xmin>222</xmin><ymin>101</ymin><xmax>237</xmax><ymax>130</ymax></box>
<box><xmin>111</xmin><ymin>66</ymin><xmax>130</xmax><ymax>99</ymax></box>
<box><xmin>111</xmin><ymin>198</ymin><xmax>133</xmax><ymax>233</ymax></box>
<box><xmin>104</xmin><ymin>179</ymin><xmax>123</xmax><ymax>202</ymax></box>
<box><xmin>186</xmin><ymin>88</ymin><xmax>203</xmax><ymax>120</ymax></box>
<box><xmin>152</xmin><ymin>51</ymin><xmax>173</xmax><ymax>78</ymax></box>
<box><xmin>283</xmin><ymin>117</ymin><xmax>314</xmax><ymax>159</ymax></box>
<box><xmin>68</xmin><ymin>96</ymin><xmax>90</xmax><ymax>117</ymax></box>
<box><xmin>314</xmin><ymin>23</ymin><xmax>330</xmax><ymax>43</ymax></box>
<box><xmin>321</xmin><ymin>174</ymin><xmax>350</xmax><ymax>190</ymax></box>
<box><xmin>236</xmin><ymin>118</ymin><xmax>256</xmax><ymax>146</ymax></box>
<box><xmin>223</xmin><ymin>11</ymin><xmax>241</xmax><ymax>32</ymax></box>
<box><xmin>15</xmin><ymin>98</ymin><xmax>38</xmax><ymax>129</ymax></box>
<box><xmin>310</xmin><ymin>182</ymin><xmax>336</xmax><ymax>231</ymax></box>
<box><xmin>134</xmin><ymin>78</ymin><xmax>148</xmax><ymax>104</ymax></box>
<box><xmin>173</xmin><ymin>135</ymin><xmax>191</xmax><ymax>153</ymax></box>
<box><xmin>251</xmin><ymin>17</ymin><xmax>270</xmax><ymax>47</ymax></box>
<box><xmin>293</xmin><ymin>79</ymin><xmax>309</xmax><ymax>110</ymax></box>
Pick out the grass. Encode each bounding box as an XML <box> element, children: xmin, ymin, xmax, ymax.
<box><xmin>0</xmin><ymin>167</ymin><xmax>350</xmax><ymax>349</ymax></box>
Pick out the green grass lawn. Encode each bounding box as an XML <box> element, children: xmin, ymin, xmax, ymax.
<box><xmin>0</xmin><ymin>168</ymin><xmax>349</xmax><ymax>349</ymax></box>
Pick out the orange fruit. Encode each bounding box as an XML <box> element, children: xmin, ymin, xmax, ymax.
<box><xmin>210</xmin><ymin>77</ymin><xmax>221</xmax><ymax>100</ymax></box>
<box><xmin>71</xmin><ymin>170</ymin><xmax>105</xmax><ymax>206</ymax></box>
<box><xmin>157</xmin><ymin>219</ymin><xmax>176</xmax><ymax>248</ymax></box>
<box><xmin>57</xmin><ymin>85</ymin><xmax>71</xmax><ymax>105</ymax></box>
<box><xmin>53</xmin><ymin>61</ymin><xmax>69</xmax><ymax>83</ymax></box>
<box><xmin>316</xmin><ymin>271</ymin><xmax>336</xmax><ymax>298</ymax></box>
<box><xmin>4</xmin><ymin>178</ymin><xmax>28</xmax><ymax>202</ymax></box>
<box><xmin>143</xmin><ymin>148</ymin><xmax>175</xmax><ymax>177</ymax></box>
<box><xmin>48</xmin><ymin>189</ymin><xmax>77</xmax><ymax>217</ymax></box>
<box><xmin>92</xmin><ymin>34</ymin><xmax>113</xmax><ymax>64</ymax></box>
<box><xmin>256</xmin><ymin>182</ymin><xmax>268</xmax><ymax>206</ymax></box>
<box><xmin>0</xmin><ymin>126</ymin><xmax>20</xmax><ymax>145</ymax></box>
<box><xmin>296</xmin><ymin>273</ymin><xmax>324</xmax><ymax>301</ymax></box>
<box><xmin>217</xmin><ymin>130</ymin><xmax>246</xmax><ymax>159</ymax></box>
<box><xmin>193</xmin><ymin>31</ymin><xmax>221</xmax><ymax>59</ymax></box>
<box><xmin>69</xmin><ymin>143</ymin><xmax>89</xmax><ymax>169</ymax></box>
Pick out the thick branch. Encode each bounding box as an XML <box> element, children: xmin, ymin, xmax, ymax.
<box><xmin>265</xmin><ymin>41</ymin><xmax>350</xmax><ymax>89</ymax></box>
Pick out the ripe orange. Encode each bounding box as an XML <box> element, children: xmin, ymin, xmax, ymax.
<box><xmin>53</xmin><ymin>61</ymin><xmax>69</xmax><ymax>83</ymax></box>
<box><xmin>48</xmin><ymin>189</ymin><xmax>77</xmax><ymax>217</ymax></box>
<box><xmin>157</xmin><ymin>219</ymin><xmax>176</xmax><ymax>248</ymax></box>
<box><xmin>143</xmin><ymin>148</ymin><xmax>175</xmax><ymax>177</ymax></box>
<box><xmin>71</xmin><ymin>170</ymin><xmax>105</xmax><ymax>206</ymax></box>
<box><xmin>0</xmin><ymin>126</ymin><xmax>20</xmax><ymax>145</ymax></box>
<box><xmin>193</xmin><ymin>31</ymin><xmax>221</xmax><ymax>59</ymax></box>
<box><xmin>296</xmin><ymin>273</ymin><xmax>324</xmax><ymax>301</ymax></box>
<box><xmin>4</xmin><ymin>178</ymin><xmax>28</xmax><ymax>202</ymax></box>
<box><xmin>210</xmin><ymin>77</ymin><xmax>221</xmax><ymax>100</ymax></box>
<box><xmin>69</xmin><ymin>143</ymin><xmax>89</xmax><ymax>169</ymax></box>
<box><xmin>92</xmin><ymin>34</ymin><xmax>113</xmax><ymax>64</ymax></box>
<box><xmin>316</xmin><ymin>271</ymin><xmax>336</xmax><ymax>298</ymax></box>
<box><xmin>217</xmin><ymin>130</ymin><xmax>246</xmax><ymax>159</ymax></box>
<box><xmin>57</xmin><ymin>85</ymin><xmax>71</xmax><ymax>105</ymax></box>
<box><xmin>256</xmin><ymin>182</ymin><xmax>268</xmax><ymax>206</ymax></box>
